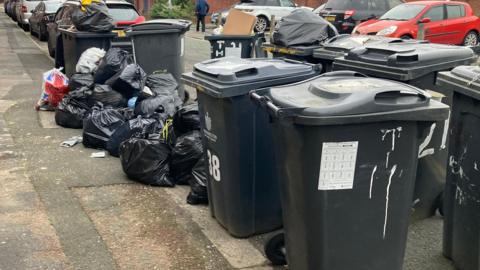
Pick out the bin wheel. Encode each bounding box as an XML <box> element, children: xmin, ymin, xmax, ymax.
<box><xmin>436</xmin><ymin>192</ymin><xmax>444</xmax><ymax>217</ymax></box>
<box><xmin>265</xmin><ymin>232</ymin><xmax>287</xmax><ymax>266</ymax></box>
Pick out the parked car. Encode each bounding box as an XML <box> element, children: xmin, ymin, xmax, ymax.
<box><xmin>212</xmin><ymin>0</ymin><xmax>312</xmax><ymax>33</ymax></box>
<box><xmin>317</xmin><ymin>0</ymin><xmax>405</xmax><ymax>34</ymax></box>
<box><xmin>353</xmin><ymin>1</ymin><xmax>480</xmax><ymax>46</ymax></box>
<box><xmin>29</xmin><ymin>0</ymin><xmax>62</xmax><ymax>41</ymax></box>
<box><xmin>15</xmin><ymin>0</ymin><xmax>46</xmax><ymax>31</ymax></box>
<box><xmin>7</xmin><ymin>0</ymin><xmax>20</xmax><ymax>21</ymax></box>
<box><xmin>47</xmin><ymin>0</ymin><xmax>144</xmax><ymax>58</ymax></box>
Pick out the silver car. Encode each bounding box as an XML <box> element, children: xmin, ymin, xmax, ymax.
<box><xmin>16</xmin><ymin>0</ymin><xmax>56</xmax><ymax>30</ymax></box>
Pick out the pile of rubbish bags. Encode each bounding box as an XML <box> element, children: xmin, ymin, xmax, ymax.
<box><xmin>50</xmin><ymin>47</ymin><xmax>207</xmax><ymax>205</ymax></box>
<box><xmin>271</xmin><ymin>9</ymin><xmax>338</xmax><ymax>47</ymax></box>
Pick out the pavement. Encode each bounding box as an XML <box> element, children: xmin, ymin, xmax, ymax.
<box><xmin>0</xmin><ymin>9</ymin><xmax>458</xmax><ymax>270</ymax></box>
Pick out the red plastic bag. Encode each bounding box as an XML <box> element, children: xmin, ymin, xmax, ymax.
<box><xmin>36</xmin><ymin>69</ymin><xmax>69</xmax><ymax>110</ymax></box>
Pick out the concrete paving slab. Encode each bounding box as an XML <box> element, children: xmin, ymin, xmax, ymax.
<box><xmin>74</xmin><ymin>184</ymin><xmax>232</xmax><ymax>270</ymax></box>
<box><xmin>165</xmin><ymin>187</ymin><xmax>271</xmax><ymax>269</ymax></box>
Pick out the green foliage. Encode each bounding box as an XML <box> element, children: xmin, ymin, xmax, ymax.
<box><xmin>150</xmin><ymin>0</ymin><xmax>195</xmax><ymax>20</ymax></box>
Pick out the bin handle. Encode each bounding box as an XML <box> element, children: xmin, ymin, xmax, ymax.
<box><xmin>281</xmin><ymin>58</ymin><xmax>323</xmax><ymax>72</ymax></box>
<box><xmin>319</xmin><ymin>71</ymin><xmax>368</xmax><ymax>78</ymax></box>
<box><xmin>250</xmin><ymin>91</ymin><xmax>305</xmax><ymax>118</ymax></box>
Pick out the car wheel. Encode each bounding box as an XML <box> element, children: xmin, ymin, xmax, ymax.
<box><xmin>463</xmin><ymin>31</ymin><xmax>478</xmax><ymax>47</ymax></box>
<box><xmin>254</xmin><ymin>16</ymin><xmax>269</xmax><ymax>33</ymax></box>
<box><xmin>400</xmin><ymin>35</ymin><xmax>412</xmax><ymax>40</ymax></box>
<box><xmin>22</xmin><ymin>24</ymin><xmax>29</xmax><ymax>32</ymax></box>
<box><xmin>29</xmin><ymin>25</ymin><xmax>35</xmax><ymax>36</ymax></box>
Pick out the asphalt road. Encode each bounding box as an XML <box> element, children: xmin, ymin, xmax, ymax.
<box><xmin>0</xmin><ymin>9</ymin><xmax>458</xmax><ymax>270</ymax></box>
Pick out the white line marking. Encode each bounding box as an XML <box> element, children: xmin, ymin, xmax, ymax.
<box><xmin>383</xmin><ymin>165</ymin><xmax>397</xmax><ymax>239</ymax></box>
<box><xmin>369</xmin><ymin>165</ymin><xmax>377</xmax><ymax>199</ymax></box>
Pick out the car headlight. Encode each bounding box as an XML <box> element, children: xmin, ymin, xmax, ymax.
<box><xmin>377</xmin><ymin>26</ymin><xmax>397</xmax><ymax>36</ymax></box>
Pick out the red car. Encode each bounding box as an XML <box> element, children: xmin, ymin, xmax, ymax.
<box><xmin>353</xmin><ymin>1</ymin><xmax>480</xmax><ymax>46</ymax></box>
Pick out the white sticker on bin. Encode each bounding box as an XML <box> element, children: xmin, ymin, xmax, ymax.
<box><xmin>318</xmin><ymin>141</ymin><xmax>358</xmax><ymax>190</ymax></box>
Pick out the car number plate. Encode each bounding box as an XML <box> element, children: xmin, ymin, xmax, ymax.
<box><xmin>324</xmin><ymin>15</ymin><xmax>336</xmax><ymax>22</ymax></box>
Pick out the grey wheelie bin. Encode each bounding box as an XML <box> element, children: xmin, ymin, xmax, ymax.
<box><xmin>312</xmin><ymin>34</ymin><xmax>428</xmax><ymax>72</ymax></box>
<box><xmin>205</xmin><ymin>33</ymin><xmax>266</xmax><ymax>59</ymax></box>
<box><xmin>59</xmin><ymin>28</ymin><xmax>115</xmax><ymax>77</ymax></box>
<box><xmin>181</xmin><ymin>57</ymin><xmax>321</xmax><ymax>237</ymax></box>
<box><xmin>251</xmin><ymin>71</ymin><xmax>449</xmax><ymax>269</ymax></box>
<box><xmin>437</xmin><ymin>66</ymin><xmax>480</xmax><ymax>270</ymax></box>
<box><xmin>333</xmin><ymin>43</ymin><xmax>476</xmax><ymax>221</ymax></box>
<box><xmin>127</xmin><ymin>19</ymin><xmax>191</xmax><ymax>99</ymax></box>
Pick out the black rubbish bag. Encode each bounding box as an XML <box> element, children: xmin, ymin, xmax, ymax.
<box><xmin>143</xmin><ymin>73</ymin><xmax>182</xmax><ymax>107</ymax></box>
<box><xmin>173</xmin><ymin>103</ymin><xmax>200</xmax><ymax>136</ymax></box>
<box><xmin>134</xmin><ymin>95</ymin><xmax>177</xmax><ymax>119</ymax></box>
<box><xmin>187</xmin><ymin>156</ymin><xmax>208</xmax><ymax>205</ymax></box>
<box><xmin>119</xmin><ymin>136</ymin><xmax>174</xmax><ymax>187</ymax></box>
<box><xmin>55</xmin><ymin>96</ymin><xmax>90</xmax><ymax>129</ymax></box>
<box><xmin>88</xmin><ymin>84</ymin><xmax>127</xmax><ymax>108</ymax></box>
<box><xmin>71</xmin><ymin>2</ymin><xmax>114</xmax><ymax>33</ymax></box>
<box><xmin>107</xmin><ymin>116</ymin><xmax>161</xmax><ymax>157</ymax></box>
<box><xmin>272</xmin><ymin>9</ymin><xmax>337</xmax><ymax>47</ymax></box>
<box><xmin>106</xmin><ymin>64</ymin><xmax>147</xmax><ymax>99</ymax></box>
<box><xmin>69</xmin><ymin>73</ymin><xmax>94</xmax><ymax>91</ymax></box>
<box><xmin>66</xmin><ymin>86</ymin><xmax>93</xmax><ymax>105</ymax></box>
<box><xmin>170</xmin><ymin>130</ymin><xmax>203</xmax><ymax>185</ymax></box>
<box><xmin>145</xmin><ymin>73</ymin><xmax>178</xmax><ymax>96</ymax></box>
<box><xmin>83</xmin><ymin>105</ymin><xmax>126</xmax><ymax>149</ymax></box>
<box><xmin>94</xmin><ymin>48</ymin><xmax>132</xmax><ymax>84</ymax></box>
<box><xmin>117</xmin><ymin>107</ymin><xmax>136</xmax><ymax>121</ymax></box>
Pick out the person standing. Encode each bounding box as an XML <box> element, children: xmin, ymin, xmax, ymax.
<box><xmin>195</xmin><ymin>0</ymin><xmax>209</xmax><ymax>32</ymax></box>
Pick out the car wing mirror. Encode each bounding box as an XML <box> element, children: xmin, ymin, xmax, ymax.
<box><xmin>418</xmin><ymin>17</ymin><xmax>431</xmax><ymax>24</ymax></box>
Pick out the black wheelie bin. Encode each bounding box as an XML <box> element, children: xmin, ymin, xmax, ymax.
<box><xmin>181</xmin><ymin>57</ymin><xmax>321</xmax><ymax>237</ymax></box>
<box><xmin>437</xmin><ymin>65</ymin><xmax>480</xmax><ymax>270</ymax></box>
<box><xmin>251</xmin><ymin>71</ymin><xmax>449</xmax><ymax>269</ymax></box>
<box><xmin>59</xmin><ymin>28</ymin><xmax>115</xmax><ymax>77</ymax></box>
<box><xmin>205</xmin><ymin>33</ymin><xmax>266</xmax><ymax>59</ymax></box>
<box><xmin>127</xmin><ymin>19</ymin><xmax>191</xmax><ymax>99</ymax></box>
<box><xmin>332</xmin><ymin>43</ymin><xmax>476</xmax><ymax>221</ymax></box>
<box><xmin>312</xmin><ymin>34</ymin><xmax>428</xmax><ymax>72</ymax></box>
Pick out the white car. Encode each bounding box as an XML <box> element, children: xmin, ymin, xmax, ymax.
<box><xmin>225</xmin><ymin>0</ymin><xmax>313</xmax><ymax>32</ymax></box>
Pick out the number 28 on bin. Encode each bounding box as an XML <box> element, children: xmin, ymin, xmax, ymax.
<box><xmin>207</xmin><ymin>150</ymin><xmax>221</xmax><ymax>181</ymax></box>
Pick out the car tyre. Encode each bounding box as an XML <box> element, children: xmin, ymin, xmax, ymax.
<box><xmin>254</xmin><ymin>15</ymin><xmax>269</xmax><ymax>33</ymax></box>
<box><xmin>463</xmin><ymin>31</ymin><xmax>478</xmax><ymax>47</ymax></box>
<box><xmin>22</xmin><ymin>23</ymin><xmax>29</xmax><ymax>32</ymax></box>
<box><xmin>400</xmin><ymin>35</ymin><xmax>412</xmax><ymax>40</ymax></box>
<box><xmin>29</xmin><ymin>25</ymin><xmax>35</xmax><ymax>37</ymax></box>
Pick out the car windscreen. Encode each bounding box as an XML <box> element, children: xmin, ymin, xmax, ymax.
<box><xmin>108</xmin><ymin>4</ymin><xmax>139</xmax><ymax>22</ymax></box>
<box><xmin>324</xmin><ymin>0</ymin><xmax>368</xmax><ymax>10</ymax></box>
<box><xmin>380</xmin><ymin>4</ymin><xmax>425</xmax><ymax>20</ymax></box>
<box><xmin>45</xmin><ymin>2</ymin><xmax>61</xmax><ymax>13</ymax></box>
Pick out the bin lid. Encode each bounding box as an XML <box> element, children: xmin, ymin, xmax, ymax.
<box><xmin>182</xmin><ymin>57</ymin><xmax>321</xmax><ymax>98</ymax></box>
<box><xmin>256</xmin><ymin>71</ymin><xmax>449</xmax><ymax>125</ymax></box>
<box><xmin>345</xmin><ymin>42</ymin><xmax>474</xmax><ymax>67</ymax></box>
<box><xmin>129</xmin><ymin>19</ymin><xmax>192</xmax><ymax>32</ymax></box>
<box><xmin>313</xmin><ymin>34</ymin><xmax>428</xmax><ymax>60</ymax></box>
<box><xmin>59</xmin><ymin>28</ymin><xmax>116</xmax><ymax>38</ymax></box>
<box><xmin>437</xmin><ymin>65</ymin><xmax>480</xmax><ymax>100</ymax></box>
